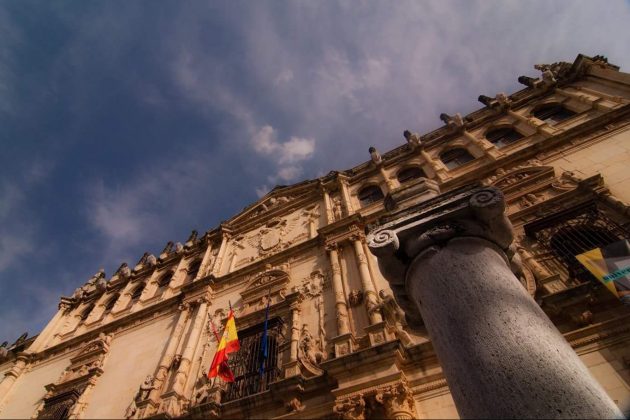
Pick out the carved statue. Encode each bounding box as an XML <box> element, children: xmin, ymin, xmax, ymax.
<box><xmin>348</xmin><ymin>290</ymin><xmax>363</xmax><ymax>306</ymax></box>
<box><xmin>286</xmin><ymin>397</ymin><xmax>305</xmax><ymax>413</ymax></box>
<box><xmin>369</xmin><ymin>146</ymin><xmax>382</xmax><ymax>165</ymax></box>
<box><xmin>371</xmin><ymin>290</ymin><xmax>414</xmax><ymax>346</ymax></box>
<box><xmin>138</xmin><ymin>375</ymin><xmax>156</xmax><ymax>401</ymax></box>
<box><xmin>299</xmin><ymin>324</ymin><xmax>325</xmax><ymax>366</ymax></box>
<box><xmin>333</xmin><ymin>395</ymin><xmax>366</xmax><ymax>420</ymax></box>
<box><xmin>0</xmin><ymin>341</ymin><xmax>8</xmax><ymax>359</ymax></box>
<box><xmin>332</xmin><ymin>197</ymin><xmax>343</xmax><ymax>221</ymax></box>
<box><xmin>115</xmin><ymin>262</ymin><xmax>131</xmax><ymax>278</ymax></box>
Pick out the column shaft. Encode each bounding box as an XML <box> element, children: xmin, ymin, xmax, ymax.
<box><xmin>149</xmin><ymin>304</ymin><xmax>191</xmax><ymax>401</ymax></box>
<box><xmin>328</xmin><ymin>248</ymin><xmax>350</xmax><ymax>335</ymax></box>
<box><xmin>407</xmin><ymin>236</ymin><xmax>622</xmax><ymax>419</ymax></box>
<box><xmin>352</xmin><ymin>239</ymin><xmax>382</xmax><ymax>324</ymax></box>
<box><xmin>172</xmin><ymin>300</ymin><xmax>208</xmax><ymax>396</ymax></box>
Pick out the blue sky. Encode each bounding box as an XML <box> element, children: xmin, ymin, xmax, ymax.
<box><xmin>1</xmin><ymin>1</ymin><xmax>629</xmax><ymax>343</ymax></box>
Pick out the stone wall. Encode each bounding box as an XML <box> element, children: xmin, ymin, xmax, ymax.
<box><xmin>82</xmin><ymin>314</ymin><xmax>176</xmax><ymax>419</ymax></box>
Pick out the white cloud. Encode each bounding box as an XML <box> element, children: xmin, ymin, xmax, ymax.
<box><xmin>274</xmin><ymin>69</ymin><xmax>294</xmax><ymax>86</ymax></box>
<box><xmin>250</xmin><ymin>125</ymin><xmax>315</xmax><ymax>183</ymax></box>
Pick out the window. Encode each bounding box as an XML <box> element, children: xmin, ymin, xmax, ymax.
<box><xmin>358</xmin><ymin>185</ymin><xmax>384</xmax><ymax>206</ymax></box>
<box><xmin>440</xmin><ymin>148</ymin><xmax>475</xmax><ymax>170</ymax></box>
<box><xmin>154</xmin><ymin>272</ymin><xmax>174</xmax><ymax>297</ymax></box>
<box><xmin>102</xmin><ymin>293</ymin><xmax>119</xmax><ymax>317</ymax></box>
<box><xmin>130</xmin><ymin>283</ymin><xmax>145</xmax><ymax>304</ymax></box>
<box><xmin>224</xmin><ymin>318</ymin><xmax>284</xmax><ymax>402</ymax></box>
<box><xmin>525</xmin><ymin>202</ymin><xmax>628</xmax><ymax>285</ymax></box>
<box><xmin>185</xmin><ymin>260</ymin><xmax>201</xmax><ymax>284</ymax></box>
<box><xmin>397</xmin><ymin>167</ymin><xmax>426</xmax><ymax>184</ymax></box>
<box><xmin>532</xmin><ymin>103</ymin><xmax>576</xmax><ymax>126</ymax></box>
<box><xmin>485</xmin><ymin>127</ymin><xmax>524</xmax><ymax>148</ymax></box>
<box><xmin>80</xmin><ymin>304</ymin><xmax>94</xmax><ymax>322</ymax></box>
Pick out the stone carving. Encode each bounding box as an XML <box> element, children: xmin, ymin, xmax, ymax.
<box><xmin>160</xmin><ymin>241</ymin><xmax>174</xmax><ymax>260</ymax></box>
<box><xmin>333</xmin><ymin>197</ymin><xmax>344</xmax><ymax>221</ymax></box>
<box><xmin>348</xmin><ymin>290</ymin><xmax>363</xmax><ymax>306</ymax></box>
<box><xmin>138</xmin><ymin>375</ymin><xmax>156</xmax><ymax>400</ymax></box>
<box><xmin>333</xmin><ymin>395</ymin><xmax>366</xmax><ymax>420</ymax></box>
<box><xmin>71</xmin><ymin>269</ymin><xmax>107</xmax><ymax>301</ymax></box>
<box><xmin>440</xmin><ymin>112</ymin><xmax>465</xmax><ymax>131</ymax></box>
<box><xmin>518</xmin><ymin>192</ymin><xmax>545</xmax><ymax>209</ymax></box>
<box><xmin>0</xmin><ymin>341</ymin><xmax>7</xmax><ymax>360</ymax></box>
<box><xmin>134</xmin><ymin>253</ymin><xmax>157</xmax><ymax>272</ymax></box>
<box><xmin>403</xmin><ymin>130</ymin><xmax>422</xmax><ymax>148</ymax></box>
<box><xmin>286</xmin><ymin>397</ymin><xmax>305</xmax><ymax>413</ymax></box>
<box><xmin>251</xmin><ymin>196</ymin><xmax>291</xmax><ymax>217</ymax></box>
<box><xmin>534</xmin><ymin>61</ymin><xmax>572</xmax><ymax>81</ymax></box>
<box><xmin>371</xmin><ymin>290</ymin><xmax>414</xmax><ymax>346</ymax></box>
<box><xmin>299</xmin><ymin>324</ymin><xmax>325</xmax><ymax>372</ymax></box>
<box><xmin>185</xmin><ymin>230</ymin><xmax>198</xmax><ymax>249</ymax></box>
<box><xmin>115</xmin><ymin>263</ymin><xmax>131</xmax><ymax>279</ymax></box>
<box><xmin>369</xmin><ymin>146</ymin><xmax>382</xmax><ymax>165</ymax></box>
<box><xmin>551</xmin><ymin>170</ymin><xmax>580</xmax><ymax>191</ymax></box>
<box><xmin>374</xmin><ymin>381</ymin><xmax>416</xmax><ymax>419</ymax></box>
<box><xmin>246</xmin><ymin>216</ymin><xmax>299</xmax><ymax>257</ymax></box>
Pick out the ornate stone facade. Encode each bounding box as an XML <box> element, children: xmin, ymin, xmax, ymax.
<box><xmin>1</xmin><ymin>54</ymin><xmax>630</xmax><ymax>418</ymax></box>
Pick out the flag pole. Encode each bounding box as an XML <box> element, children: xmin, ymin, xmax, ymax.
<box><xmin>259</xmin><ymin>288</ymin><xmax>271</xmax><ymax>391</ymax></box>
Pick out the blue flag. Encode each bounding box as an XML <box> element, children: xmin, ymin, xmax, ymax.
<box><xmin>259</xmin><ymin>291</ymin><xmax>270</xmax><ymax>377</ymax></box>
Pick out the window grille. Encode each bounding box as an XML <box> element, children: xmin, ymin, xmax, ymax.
<box><xmin>525</xmin><ymin>202</ymin><xmax>628</xmax><ymax>284</ymax></box>
<box><xmin>485</xmin><ymin>127</ymin><xmax>524</xmax><ymax>148</ymax></box>
<box><xmin>223</xmin><ymin>318</ymin><xmax>284</xmax><ymax>402</ymax></box>
<box><xmin>532</xmin><ymin>103</ymin><xmax>576</xmax><ymax>126</ymax></box>
<box><xmin>358</xmin><ymin>185</ymin><xmax>384</xmax><ymax>207</ymax></box>
<box><xmin>397</xmin><ymin>167</ymin><xmax>426</xmax><ymax>184</ymax></box>
<box><xmin>440</xmin><ymin>148</ymin><xmax>475</xmax><ymax>170</ymax></box>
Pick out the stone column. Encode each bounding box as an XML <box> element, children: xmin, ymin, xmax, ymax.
<box><xmin>321</xmin><ymin>185</ymin><xmax>335</xmax><ymax>224</ymax></box>
<box><xmin>284</xmin><ymin>303</ymin><xmax>302</xmax><ymax>378</ymax></box>
<box><xmin>375</xmin><ymin>381</ymin><xmax>416</xmax><ymax>420</ymax></box>
<box><xmin>149</xmin><ymin>302</ymin><xmax>192</xmax><ymax>401</ymax></box>
<box><xmin>352</xmin><ymin>237</ymin><xmax>382</xmax><ymax>325</ymax></box>
<box><xmin>0</xmin><ymin>354</ymin><xmax>29</xmax><ymax>406</ymax></box>
<box><xmin>336</xmin><ymin>175</ymin><xmax>353</xmax><ymax>217</ymax></box>
<box><xmin>368</xmin><ymin>186</ymin><xmax>623</xmax><ymax>419</ymax></box>
<box><xmin>212</xmin><ymin>231</ymin><xmax>230</xmax><ymax>276</ymax></box>
<box><xmin>326</xmin><ymin>244</ymin><xmax>350</xmax><ymax>336</ymax></box>
<box><xmin>172</xmin><ymin>298</ymin><xmax>208</xmax><ymax>396</ymax></box>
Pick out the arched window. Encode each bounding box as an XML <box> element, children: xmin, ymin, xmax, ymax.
<box><xmin>485</xmin><ymin>127</ymin><xmax>524</xmax><ymax>148</ymax></box>
<box><xmin>358</xmin><ymin>185</ymin><xmax>384</xmax><ymax>207</ymax></box>
<box><xmin>130</xmin><ymin>283</ymin><xmax>145</xmax><ymax>303</ymax></box>
<box><xmin>102</xmin><ymin>293</ymin><xmax>119</xmax><ymax>317</ymax></box>
<box><xmin>440</xmin><ymin>148</ymin><xmax>475</xmax><ymax>170</ymax></box>
<box><xmin>80</xmin><ymin>304</ymin><xmax>94</xmax><ymax>322</ymax></box>
<box><xmin>397</xmin><ymin>167</ymin><xmax>426</xmax><ymax>184</ymax></box>
<box><xmin>154</xmin><ymin>271</ymin><xmax>174</xmax><ymax>297</ymax></box>
<box><xmin>185</xmin><ymin>260</ymin><xmax>201</xmax><ymax>284</ymax></box>
<box><xmin>532</xmin><ymin>103</ymin><xmax>576</xmax><ymax>126</ymax></box>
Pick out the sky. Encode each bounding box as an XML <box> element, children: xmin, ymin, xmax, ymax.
<box><xmin>1</xmin><ymin>0</ymin><xmax>629</xmax><ymax>343</ymax></box>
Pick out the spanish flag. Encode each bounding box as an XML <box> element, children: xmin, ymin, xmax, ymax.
<box><xmin>208</xmin><ymin>309</ymin><xmax>240</xmax><ymax>382</ymax></box>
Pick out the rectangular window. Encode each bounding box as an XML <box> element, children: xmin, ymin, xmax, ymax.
<box><xmin>525</xmin><ymin>201</ymin><xmax>628</xmax><ymax>284</ymax></box>
<box><xmin>223</xmin><ymin>317</ymin><xmax>284</xmax><ymax>402</ymax></box>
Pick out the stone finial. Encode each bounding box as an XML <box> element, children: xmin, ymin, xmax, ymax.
<box><xmin>403</xmin><ymin>130</ymin><xmax>422</xmax><ymax>148</ymax></box>
<box><xmin>518</xmin><ymin>75</ymin><xmax>536</xmax><ymax>87</ymax></box>
<box><xmin>185</xmin><ymin>230</ymin><xmax>198</xmax><ymax>248</ymax></box>
<box><xmin>478</xmin><ymin>93</ymin><xmax>511</xmax><ymax>110</ymax></box>
<box><xmin>174</xmin><ymin>242</ymin><xmax>184</xmax><ymax>254</ymax></box>
<box><xmin>369</xmin><ymin>146</ymin><xmax>382</xmax><ymax>165</ymax></box>
<box><xmin>115</xmin><ymin>262</ymin><xmax>131</xmax><ymax>278</ymax></box>
<box><xmin>440</xmin><ymin>112</ymin><xmax>465</xmax><ymax>131</ymax></box>
<box><xmin>160</xmin><ymin>241</ymin><xmax>174</xmax><ymax>260</ymax></box>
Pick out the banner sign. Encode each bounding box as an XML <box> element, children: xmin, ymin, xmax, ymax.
<box><xmin>576</xmin><ymin>239</ymin><xmax>630</xmax><ymax>305</ymax></box>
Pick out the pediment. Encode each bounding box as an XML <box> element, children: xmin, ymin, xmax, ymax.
<box><xmin>490</xmin><ymin>165</ymin><xmax>555</xmax><ymax>194</ymax></box>
<box><xmin>240</xmin><ymin>268</ymin><xmax>290</xmax><ymax>309</ymax></box>
<box><xmin>228</xmin><ymin>180</ymin><xmax>320</xmax><ymax>227</ymax></box>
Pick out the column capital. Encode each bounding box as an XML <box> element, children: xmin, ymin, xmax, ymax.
<box><xmin>367</xmin><ymin>185</ymin><xmax>513</xmax><ymax>324</ymax></box>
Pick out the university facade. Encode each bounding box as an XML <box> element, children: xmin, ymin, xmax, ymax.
<box><xmin>1</xmin><ymin>53</ymin><xmax>629</xmax><ymax>418</ymax></box>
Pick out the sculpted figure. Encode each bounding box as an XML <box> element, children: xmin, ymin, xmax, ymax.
<box><xmin>299</xmin><ymin>324</ymin><xmax>325</xmax><ymax>366</ymax></box>
<box><xmin>371</xmin><ymin>290</ymin><xmax>414</xmax><ymax>346</ymax></box>
<box><xmin>138</xmin><ymin>375</ymin><xmax>156</xmax><ymax>400</ymax></box>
